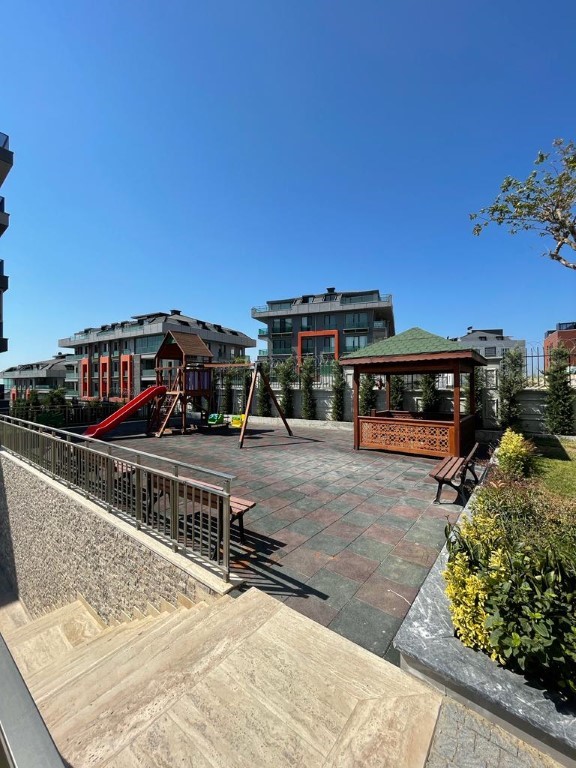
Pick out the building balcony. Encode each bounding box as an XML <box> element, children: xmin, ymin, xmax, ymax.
<box><xmin>257</xmin><ymin>349</ymin><xmax>269</xmax><ymax>357</ymax></box>
<box><xmin>0</xmin><ymin>197</ymin><xmax>9</xmax><ymax>238</ymax></box>
<box><xmin>258</xmin><ymin>328</ymin><xmax>269</xmax><ymax>337</ymax></box>
<box><xmin>343</xmin><ymin>323</ymin><xmax>369</xmax><ymax>332</ymax></box>
<box><xmin>251</xmin><ymin>294</ymin><xmax>393</xmax><ymax>320</ymax></box>
<box><xmin>65</xmin><ymin>372</ymin><xmax>79</xmax><ymax>381</ymax></box>
<box><xmin>0</xmin><ymin>133</ymin><xmax>13</xmax><ymax>187</ymax></box>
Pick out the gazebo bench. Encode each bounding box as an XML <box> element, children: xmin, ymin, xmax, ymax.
<box><xmin>429</xmin><ymin>442</ymin><xmax>480</xmax><ymax>505</ymax></box>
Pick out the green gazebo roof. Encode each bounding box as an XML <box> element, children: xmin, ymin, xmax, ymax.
<box><xmin>341</xmin><ymin>327</ymin><xmax>468</xmax><ymax>359</ymax></box>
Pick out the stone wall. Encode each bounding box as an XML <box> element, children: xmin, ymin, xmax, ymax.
<box><xmin>0</xmin><ymin>453</ymin><xmax>226</xmax><ymax>623</ymax></box>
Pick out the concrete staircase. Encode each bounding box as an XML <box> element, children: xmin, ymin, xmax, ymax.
<box><xmin>2</xmin><ymin>589</ymin><xmax>443</xmax><ymax>767</ymax></box>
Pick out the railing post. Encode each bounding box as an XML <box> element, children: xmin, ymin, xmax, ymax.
<box><xmin>106</xmin><ymin>446</ymin><xmax>113</xmax><ymax>510</ymax></box>
<box><xmin>171</xmin><ymin>466</ymin><xmax>179</xmax><ymax>551</ymax></box>
<box><xmin>135</xmin><ymin>456</ymin><xmax>142</xmax><ymax>529</ymax></box>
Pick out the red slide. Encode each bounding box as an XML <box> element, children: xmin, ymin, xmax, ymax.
<box><xmin>83</xmin><ymin>385</ymin><xmax>167</xmax><ymax>439</ymax></box>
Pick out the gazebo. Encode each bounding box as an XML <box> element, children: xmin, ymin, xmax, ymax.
<box><xmin>341</xmin><ymin>327</ymin><xmax>487</xmax><ymax>459</ymax></box>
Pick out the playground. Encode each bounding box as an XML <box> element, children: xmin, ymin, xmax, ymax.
<box><xmin>111</xmin><ymin>423</ymin><xmax>464</xmax><ymax>662</ymax></box>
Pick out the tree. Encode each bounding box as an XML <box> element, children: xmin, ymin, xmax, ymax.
<box><xmin>359</xmin><ymin>374</ymin><xmax>377</xmax><ymax>416</ymax></box>
<box><xmin>498</xmin><ymin>348</ymin><xmax>526</xmax><ymax>429</ymax></box>
<box><xmin>300</xmin><ymin>357</ymin><xmax>317</xmax><ymax>420</ymax></box>
<box><xmin>256</xmin><ymin>362</ymin><xmax>272</xmax><ymax>417</ymax></box>
<box><xmin>544</xmin><ymin>345</ymin><xmax>575</xmax><ymax>435</ymax></box>
<box><xmin>331</xmin><ymin>361</ymin><xmax>346</xmax><ymax>422</ymax></box>
<box><xmin>389</xmin><ymin>375</ymin><xmax>405</xmax><ymax>410</ymax></box>
<box><xmin>471</xmin><ymin>138</ymin><xmax>576</xmax><ymax>271</ymax></box>
<box><xmin>420</xmin><ymin>374</ymin><xmax>441</xmax><ymax>412</ymax></box>
<box><xmin>276</xmin><ymin>358</ymin><xmax>296</xmax><ymax>419</ymax></box>
<box><xmin>221</xmin><ymin>369</ymin><xmax>234</xmax><ymax>414</ymax></box>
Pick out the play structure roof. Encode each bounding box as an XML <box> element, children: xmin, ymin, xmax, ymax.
<box><xmin>156</xmin><ymin>332</ymin><xmax>212</xmax><ymax>362</ymax></box>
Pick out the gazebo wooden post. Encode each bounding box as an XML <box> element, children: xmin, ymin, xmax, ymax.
<box><xmin>385</xmin><ymin>373</ymin><xmax>391</xmax><ymax>412</ymax></box>
<box><xmin>453</xmin><ymin>363</ymin><xmax>461</xmax><ymax>455</ymax></box>
<box><xmin>469</xmin><ymin>366</ymin><xmax>476</xmax><ymax>417</ymax></box>
<box><xmin>353</xmin><ymin>367</ymin><xmax>360</xmax><ymax>450</ymax></box>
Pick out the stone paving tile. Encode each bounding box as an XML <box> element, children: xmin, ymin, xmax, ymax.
<box><xmin>393</xmin><ymin>538</ymin><xmax>442</xmax><ymax>567</ymax></box>
<box><xmin>347</xmin><ymin>537</ymin><xmax>395</xmax><ymax>562</ymax></box>
<box><xmin>364</xmin><ymin>522</ymin><xmax>406</xmax><ymax>545</ymax></box>
<box><xmin>354</xmin><ymin>573</ymin><xmax>418</xmax><ymax>619</ymax></box>
<box><xmin>283</xmin><ymin>594</ymin><xmax>340</xmax><ymax>627</ymax></box>
<box><xmin>328</xmin><ymin>598</ymin><xmax>402</xmax><ymax>656</ymax></box>
<box><xmin>338</xmin><ymin>509</ymin><xmax>379</xmax><ymax>529</ymax></box>
<box><xmin>324</xmin><ymin>549</ymin><xmax>380</xmax><ymax>582</ymax></box>
<box><xmin>377</xmin><ymin>553</ymin><xmax>430</xmax><ymax>587</ymax></box>
<box><xmin>285</xmin><ymin>518</ymin><xmax>325</xmax><ymax>537</ymax></box>
<box><xmin>305</xmin><ymin>533</ymin><xmax>351</xmax><ymax>556</ymax></box>
<box><xmin>278</xmin><ymin>545</ymin><xmax>333</xmax><ymax>577</ymax></box>
<box><xmin>376</xmin><ymin>513</ymin><xmax>416</xmax><ymax>532</ymax></box>
<box><xmin>305</xmin><ymin>568</ymin><xmax>361</xmax><ymax>610</ymax></box>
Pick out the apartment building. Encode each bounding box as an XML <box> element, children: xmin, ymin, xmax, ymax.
<box><xmin>59</xmin><ymin>310</ymin><xmax>256</xmax><ymax>400</ymax></box>
<box><xmin>453</xmin><ymin>328</ymin><xmax>526</xmax><ymax>361</ymax></box>
<box><xmin>251</xmin><ymin>288</ymin><xmax>395</xmax><ymax>362</ymax></box>
<box><xmin>544</xmin><ymin>321</ymin><xmax>576</xmax><ymax>356</ymax></box>
<box><xmin>1</xmin><ymin>354</ymin><xmax>70</xmax><ymax>400</ymax></box>
<box><xmin>0</xmin><ymin>131</ymin><xmax>13</xmax><ymax>353</ymax></box>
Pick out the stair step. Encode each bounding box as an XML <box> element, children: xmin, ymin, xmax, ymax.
<box><xmin>34</xmin><ymin>599</ymin><xmax>217</xmax><ymax>707</ymax></box>
<box><xmin>0</xmin><ymin>597</ymin><xmax>29</xmax><ymax>635</ymax></box>
<box><xmin>5</xmin><ymin>600</ymin><xmax>104</xmax><ymax>677</ymax></box>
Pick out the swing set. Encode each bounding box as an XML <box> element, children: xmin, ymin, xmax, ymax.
<box><xmin>148</xmin><ymin>332</ymin><xmax>292</xmax><ymax>448</ymax></box>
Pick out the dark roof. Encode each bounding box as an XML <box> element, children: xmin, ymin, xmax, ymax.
<box><xmin>156</xmin><ymin>332</ymin><xmax>212</xmax><ymax>361</ymax></box>
<box><xmin>342</xmin><ymin>327</ymin><xmax>469</xmax><ymax>359</ymax></box>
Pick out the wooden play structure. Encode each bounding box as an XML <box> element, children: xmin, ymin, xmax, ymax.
<box><xmin>148</xmin><ymin>332</ymin><xmax>291</xmax><ymax>446</ymax></box>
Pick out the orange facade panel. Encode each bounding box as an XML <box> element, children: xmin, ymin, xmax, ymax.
<box><xmin>297</xmin><ymin>330</ymin><xmax>339</xmax><ymax>364</ymax></box>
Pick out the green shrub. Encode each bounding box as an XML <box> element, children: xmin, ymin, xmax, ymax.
<box><xmin>544</xmin><ymin>345</ymin><xmax>576</xmax><ymax>435</ymax></box>
<box><xmin>331</xmin><ymin>361</ymin><xmax>346</xmax><ymax>421</ymax></box>
<box><xmin>389</xmin><ymin>375</ymin><xmax>405</xmax><ymax>410</ymax></box>
<box><xmin>276</xmin><ymin>359</ymin><xmax>296</xmax><ymax>419</ymax></box>
<box><xmin>257</xmin><ymin>362</ymin><xmax>272</xmax><ymax>417</ymax></box>
<box><xmin>300</xmin><ymin>357</ymin><xmax>316</xmax><ymax>420</ymax></box>
<box><xmin>496</xmin><ymin>428</ymin><xmax>536</xmax><ymax>479</ymax></box>
<box><xmin>445</xmin><ymin>475</ymin><xmax>576</xmax><ymax>700</ymax></box>
<box><xmin>498</xmin><ymin>348</ymin><xmax>526</xmax><ymax>429</ymax></box>
<box><xmin>359</xmin><ymin>374</ymin><xmax>377</xmax><ymax>416</ymax></box>
<box><xmin>420</xmin><ymin>374</ymin><xmax>441</xmax><ymax>412</ymax></box>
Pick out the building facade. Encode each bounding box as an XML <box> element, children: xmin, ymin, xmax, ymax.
<box><xmin>59</xmin><ymin>310</ymin><xmax>256</xmax><ymax>400</ymax></box>
<box><xmin>251</xmin><ymin>288</ymin><xmax>395</xmax><ymax>363</ymax></box>
<box><xmin>1</xmin><ymin>354</ymin><xmax>70</xmax><ymax>401</ymax></box>
<box><xmin>544</xmin><ymin>321</ymin><xmax>576</xmax><ymax>357</ymax></box>
<box><xmin>451</xmin><ymin>328</ymin><xmax>526</xmax><ymax>389</ymax></box>
<box><xmin>0</xmin><ymin>131</ymin><xmax>13</xmax><ymax>354</ymax></box>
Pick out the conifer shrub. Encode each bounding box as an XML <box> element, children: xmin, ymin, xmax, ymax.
<box><xmin>359</xmin><ymin>374</ymin><xmax>377</xmax><ymax>416</ymax></box>
<box><xmin>420</xmin><ymin>374</ymin><xmax>441</xmax><ymax>412</ymax></box>
<box><xmin>389</xmin><ymin>375</ymin><xmax>405</xmax><ymax>410</ymax></box>
<box><xmin>300</xmin><ymin>357</ymin><xmax>317</xmax><ymax>420</ymax></box>
<box><xmin>256</xmin><ymin>362</ymin><xmax>272</xmax><ymax>417</ymax></box>
<box><xmin>276</xmin><ymin>358</ymin><xmax>296</xmax><ymax>419</ymax></box>
<box><xmin>498</xmin><ymin>347</ymin><xmax>526</xmax><ymax>429</ymax></box>
<box><xmin>331</xmin><ymin>360</ymin><xmax>346</xmax><ymax>421</ymax></box>
<box><xmin>544</xmin><ymin>345</ymin><xmax>575</xmax><ymax>435</ymax></box>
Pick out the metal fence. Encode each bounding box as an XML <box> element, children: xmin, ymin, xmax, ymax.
<box><xmin>0</xmin><ymin>416</ymin><xmax>234</xmax><ymax>581</ymax></box>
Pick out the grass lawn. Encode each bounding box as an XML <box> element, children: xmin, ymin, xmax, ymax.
<box><xmin>533</xmin><ymin>437</ymin><xmax>576</xmax><ymax>498</ymax></box>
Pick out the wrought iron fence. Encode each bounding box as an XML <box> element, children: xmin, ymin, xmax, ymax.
<box><xmin>0</xmin><ymin>416</ymin><xmax>234</xmax><ymax>581</ymax></box>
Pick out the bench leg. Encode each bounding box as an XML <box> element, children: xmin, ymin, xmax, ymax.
<box><xmin>433</xmin><ymin>481</ymin><xmax>444</xmax><ymax>505</ymax></box>
<box><xmin>237</xmin><ymin>514</ymin><xmax>246</xmax><ymax>545</ymax></box>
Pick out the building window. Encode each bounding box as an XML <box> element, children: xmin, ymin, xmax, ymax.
<box><xmin>324</xmin><ymin>314</ymin><xmax>336</xmax><ymax>330</ymax></box>
<box><xmin>323</xmin><ymin>336</ymin><xmax>335</xmax><ymax>353</ymax></box>
<box><xmin>272</xmin><ymin>318</ymin><xmax>292</xmax><ymax>333</ymax></box>
<box><xmin>344</xmin><ymin>335</ymin><xmax>367</xmax><ymax>351</ymax></box>
<box><xmin>135</xmin><ymin>334</ymin><xmax>164</xmax><ymax>354</ymax></box>
<box><xmin>345</xmin><ymin>312</ymin><xmax>368</xmax><ymax>329</ymax></box>
<box><xmin>478</xmin><ymin>336</ymin><xmax>487</xmax><ymax>341</ymax></box>
<box><xmin>484</xmin><ymin>346</ymin><xmax>497</xmax><ymax>357</ymax></box>
<box><xmin>302</xmin><ymin>338</ymin><xmax>315</xmax><ymax>355</ymax></box>
<box><xmin>301</xmin><ymin>316</ymin><xmax>312</xmax><ymax>332</ymax></box>
<box><xmin>272</xmin><ymin>339</ymin><xmax>292</xmax><ymax>354</ymax></box>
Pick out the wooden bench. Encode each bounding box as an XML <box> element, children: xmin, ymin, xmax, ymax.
<box><xmin>429</xmin><ymin>443</ymin><xmax>480</xmax><ymax>505</ymax></box>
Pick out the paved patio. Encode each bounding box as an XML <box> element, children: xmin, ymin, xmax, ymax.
<box><xmin>114</xmin><ymin>424</ymin><xmax>465</xmax><ymax>663</ymax></box>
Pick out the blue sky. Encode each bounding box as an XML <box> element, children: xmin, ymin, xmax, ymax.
<box><xmin>1</xmin><ymin>0</ymin><xmax>575</xmax><ymax>369</ymax></box>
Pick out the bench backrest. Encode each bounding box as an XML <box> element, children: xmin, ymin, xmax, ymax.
<box><xmin>463</xmin><ymin>442</ymin><xmax>479</xmax><ymax>470</ymax></box>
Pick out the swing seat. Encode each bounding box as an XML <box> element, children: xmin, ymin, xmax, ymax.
<box><xmin>208</xmin><ymin>413</ymin><xmax>225</xmax><ymax>426</ymax></box>
<box><xmin>230</xmin><ymin>414</ymin><xmax>245</xmax><ymax>428</ymax></box>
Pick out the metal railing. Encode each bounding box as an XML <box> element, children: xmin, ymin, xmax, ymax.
<box><xmin>0</xmin><ymin>635</ymin><xmax>65</xmax><ymax>767</ymax></box>
<box><xmin>0</xmin><ymin>416</ymin><xmax>234</xmax><ymax>580</ymax></box>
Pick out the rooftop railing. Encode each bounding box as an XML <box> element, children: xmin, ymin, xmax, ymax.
<box><xmin>0</xmin><ymin>416</ymin><xmax>234</xmax><ymax>581</ymax></box>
